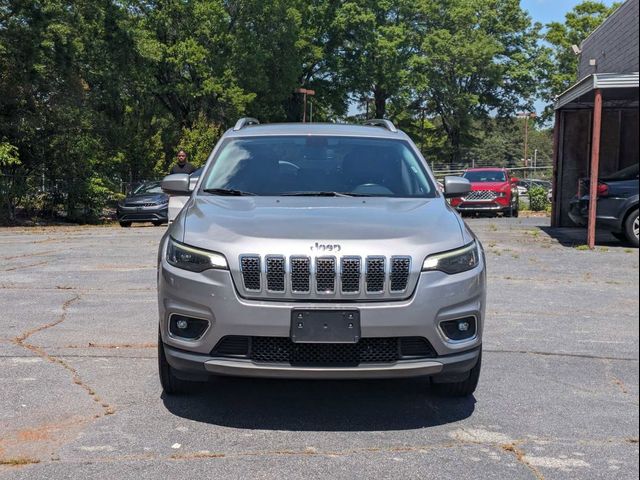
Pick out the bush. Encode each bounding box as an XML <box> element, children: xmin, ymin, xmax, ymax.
<box><xmin>528</xmin><ymin>185</ymin><xmax>550</xmax><ymax>211</ymax></box>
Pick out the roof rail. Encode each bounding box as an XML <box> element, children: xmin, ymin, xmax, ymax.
<box><xmin>233</xmin><ymin>117</ymin><xmax>261</xmax><ymax>131</ymax></box>
<box><xmin>362</xmin><ymin>119</ymin><xmax>398</xmax><ymax>133</ymax></box>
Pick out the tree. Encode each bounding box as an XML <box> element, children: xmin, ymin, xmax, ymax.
<box><xmin>333</xmin><ymin>0</ymin><xmax>419</xmax><ymax>119</ymax></box>
<box><xmin>539</xmin><ymin>1</ymin><xmax>620</xmax><ymax>120</ymax></box>
<box><xmin>412</xmin><ymin>0</ymin><xmax>541</xmax><ymax>163</ymax></box>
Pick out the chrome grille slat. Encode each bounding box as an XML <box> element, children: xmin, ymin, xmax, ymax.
<box><xmin>240</xmin><ymin>255</ymin><xmax>261</xmax><ymax>291</ymax></box>
<box><xmin>315</xmin><ymin>257</ymin><xmax>336</xmax><ymax>293</ymax></box>
<box><xmin>290</xmin><ymin>257</ymin><xmax>310</xmax><ymax>293</ymax></box>
<box><xmin>365</xmin><ymin>257</ymin><xmax>385</xmax><ymax>293</ymax></box>
<box><xmin>341</xmin><ymin>257</ymin><xmax>361</xmax><ymax>293</ymax></box>
<box><xmin>390</xmin><ymin>256</ymin><xmax>410</xmax><ymax>292</ymax></box>
<box><xmin>266</xmin><ymin>256</ymin><xmax>285</xmax><ymax>292</ymax></box>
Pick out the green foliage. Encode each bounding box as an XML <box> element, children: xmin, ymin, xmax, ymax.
<box><xmin>0</xmin><ymin>141</ymin><xmax>24</xmax><ymax>223</ymax></box>
<box><xmin>0</xmin><ymin>0</ymin><xmax>563</xmax><ymax>223</ymax></box>
<box><xmin>539</xmin><ymin>1</ymin><xmax>620</xmax><ymax>120</ymax></box>
<box><xmin>412</xmin><ymin>0</ymin><xmax>542</xmax><ymax>163</ymax></box>
<box><xmin>0</xmin><ymin>142</ymin><xmax>20</xmax><ymax>167</ymax></box>
<box><xmin>528</xmin><ymin>185</ymin><xmax>549</xmax><ymax>211</ymax></box>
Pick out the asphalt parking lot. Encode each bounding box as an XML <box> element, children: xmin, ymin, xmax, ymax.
<box><xmin>1</xmin><ymin>217</ymin><xmax>638</xmax><ymax>479</ymax></box>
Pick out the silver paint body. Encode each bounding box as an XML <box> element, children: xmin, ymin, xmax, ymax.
<box><xmin>158</xmin><ymin>123</ymin><xmax>486</xmax><ymax>379</ymax></box>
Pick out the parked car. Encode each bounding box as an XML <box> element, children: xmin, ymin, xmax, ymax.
<box><xmin>116</xmin><ymin>181</ymin><xmax>168</xmax><ymax>227</ymax></box>
<box><xmin>449</xmin><ymin>167</ymin><xmax>519</xmax><ymax>217</ymax></box>
<box><xmin>568</xmin><ymin>163</ymin><xmax>639</xmax><ymax>247</ymax></box>
<box><xmin>167</xmin><ymin>167</ymin><xmax>202</xmax><ymax>223</ymax></box>
<box><xmin>157</xmin><ymin>118</ymin><xmax>486</xmax><ymax>397</ymax></box>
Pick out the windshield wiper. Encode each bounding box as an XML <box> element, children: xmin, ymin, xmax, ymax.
<box><xmin>281</xmin><ymin>191</ymin><xmax>371</xmax><ymax>197</ymax></box>
<box><xmin>203</xmin><ymin>188</ymin><xmax>256</xmax><ymax>196</ymax></box>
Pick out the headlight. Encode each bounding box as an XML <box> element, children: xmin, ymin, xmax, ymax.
<box><xmin>166</xmin><ymin>237</ymin><xmax>228</xmax><ymax>272</ymax></box>
<box><xmin>422</xmin><ymin>242</ymin><xmax>479</xmax><ymax>274</ymax></box>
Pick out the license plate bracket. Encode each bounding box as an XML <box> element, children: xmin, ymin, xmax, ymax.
<box><xmin>290</xmin><ymin>310</ymin><xmax>360</xmax><ymax>343</ymax></box>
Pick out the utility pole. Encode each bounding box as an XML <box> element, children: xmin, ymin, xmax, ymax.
<box><xmin>517</xmin><ymin>112</ymin><xmax>536</xmax><ymax>177</ymax></box>
<box><xmin>294</xmin><ymin>88</ymin><xmax>316</xmax><ymax>122</ymax></box>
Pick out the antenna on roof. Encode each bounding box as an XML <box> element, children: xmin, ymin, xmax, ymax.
<box><xmin>233</xmin><ymin>117</ymin><xmax>260</xmax><ymax>131</ymax></box>
<box><xmin>362</xmin><ymin>119</ymin><xmax>398</xmax><ymax>133</ymax></box>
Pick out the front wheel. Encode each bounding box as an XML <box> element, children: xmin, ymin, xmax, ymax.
<box><xmin>434</xmin><ymin>351</ymin><xmax>482</xmax><ymax>397</ymax></box>
<box><xmin>624</xmin><ymin>209</ymin><xmax>639</xmax><ymax>248</ymax></box>
<box><xmin>158</xmin><ymin>331</ymin><xmax>192</xmax><ymax>395</ymax></box>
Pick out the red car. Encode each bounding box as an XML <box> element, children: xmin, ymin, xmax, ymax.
<box><xmin>450</xmin><ymin>168</ymin><xmax>519</xmax><ymax>217</ymax></box>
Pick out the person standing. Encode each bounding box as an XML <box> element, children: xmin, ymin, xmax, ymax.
<box><xmin>170</xmin><ymin>149</ymin><xmax>196</xmax><ymax>175</ymax></box>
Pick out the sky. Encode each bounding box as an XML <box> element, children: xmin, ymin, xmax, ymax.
<box><xmin>520</xmin><ymin>0</ymin><xmax>617</xmax><ymax>26</ymax></box>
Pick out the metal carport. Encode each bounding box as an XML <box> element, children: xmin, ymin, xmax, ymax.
<box><xmin>552</xmin><ymin>72</ymin><xmax>639</xmax><ymax>248</ymax></box>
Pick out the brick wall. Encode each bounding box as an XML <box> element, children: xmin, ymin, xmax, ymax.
<box><xmin>578</xmin><ymin>0</ymin><xmax>639</xmax><ymax>78</ymax></box>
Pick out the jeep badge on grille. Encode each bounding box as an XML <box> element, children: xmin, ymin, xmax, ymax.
<box><xmin>310</xmin><ymin>242</ymin><xmax>341</xmax><ymax>252</ymax></box>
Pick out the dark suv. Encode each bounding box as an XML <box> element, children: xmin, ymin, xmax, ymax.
<box><xmin>116</xmin><ymin>181</ymin><xmax>169</xmax><ymax>227</ymax></box>
<box><xmin>569</xmin><ymin>164</ymin><xmax>639</xmax><ymax>247</ymax></box>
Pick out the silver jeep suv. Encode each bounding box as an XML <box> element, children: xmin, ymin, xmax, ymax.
<box><xmin>158</xmin><ymin>118</ymin><xmax>485</xmax><ymax>396</ymax></box>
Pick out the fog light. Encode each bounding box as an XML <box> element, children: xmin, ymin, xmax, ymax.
<box><xmin>169</xmin><ymin>314</ymin><xmax>209</xmax><ymax>340</ymax></box>
<box><xmin>176</xmin><ymin>319</ymin><xmax>189</xmax><ymax>330</ymax></box>
<box><xmin>440</xmin><ymin>316</ymin><xmax>476</xmax><ymax>341</ymax></box>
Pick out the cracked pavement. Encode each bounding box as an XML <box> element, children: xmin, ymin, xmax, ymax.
<box><xmin>0</xmin><ymin>218</ymin><xmax>638</xmax><ymax>479</ymax></box>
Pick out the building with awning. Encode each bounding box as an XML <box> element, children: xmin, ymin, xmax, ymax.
<box><xmin>552</xmin><ymin>0</ymin><xmax>639</xmax><ymax>248</ymax></box>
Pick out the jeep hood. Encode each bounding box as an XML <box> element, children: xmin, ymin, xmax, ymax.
<box><xmin>175</xmin><ymin>196</ymin><xmax>472</xmax><ymax>261</ymax></box>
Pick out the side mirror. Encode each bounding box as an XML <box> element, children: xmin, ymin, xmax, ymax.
<box><xmin>510</xmin><ymin>177</ymin><xmax>519</xmax><ymax>183</ymax></box>
<box><xmin>161</xmin><ymin>174</ymin><xmax>190</xmax><ymax>194</ymax></box>
<box><xmin>443</xmin><ymin>176</ymin><xmax>471</xmax><ymax>198</ymax></box>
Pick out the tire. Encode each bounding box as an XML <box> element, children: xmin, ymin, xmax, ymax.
<box><xmin>119</xmin><ymin>221</ymin><xmax>132</xmax><ymax>228</ymax></box>
<box><xmin>505</xmin><ymin>206</ymin><xmax>514</xmax><ymax>218</ymax></box>
<box><xmin>624</xmin><ymin>209</ymin><xmax>639</xmax><ymax>248</ymax></box>
<box><xmin>434</xmin><ymin>350</ymin><xmax>482</xmax><ymax>397</ymax></box>
<box><xmin>158</xmin><ymin>331</ymin><xmax>192</xmax><ymax>395</ymax></box>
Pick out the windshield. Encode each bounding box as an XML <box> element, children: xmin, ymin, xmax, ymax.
<box><xmin>200</xmin><ymin>136</ymin><xmax>436</xmax><ymax>197</ymax></box>
<box><xmin>463</xmin><ymin>170</ymin><xmax>507</xmax><ymax>183</ymax></box>
<box><xmin>133</xmin><ymin>182</ymin><xmax>162</xmax><ymax>195</ymax></box>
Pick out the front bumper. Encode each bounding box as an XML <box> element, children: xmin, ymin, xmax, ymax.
<box><xmin>117</xmin><ymin>205</ymin><xmax>168</xmax><ymax>223</ymax></box>
<box><xmin>455</xmin><ymin>203</ymin><xmax>507</xmax><ymax>212</ymax></box>
<box><xmin>164</xmin><ymin>343</ymin><xmax>481</xmax><ymax>380</ymax></box>
<box><xmin>158</xmin><ymin>252</ymin><xmax>486</xmax><ymax>379</ymax></box>
<box><xmin>453</xmin><ymin>197</ymin><xmax>511</xmax><ymax>213</ymax></box>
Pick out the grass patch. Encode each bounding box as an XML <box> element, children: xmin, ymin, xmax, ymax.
<box><xmin>574</xmin><ymin>244</ymin><xmax>590</xmax><ymax>251</ymax></box>
<box><xmin>0</xmin><ymin>458</ymin><xmax>40</xmax><ymax>466</ymax></box>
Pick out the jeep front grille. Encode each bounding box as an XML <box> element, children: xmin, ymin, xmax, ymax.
<box><xmin>464</xmin><ymin>190</ymin><xmax>497</xmax><ymax>201</ymax></box>
<box><xmin>237</xmin><ymin>254</ymin><xmax>413</xmax><ymax>299</ymax></box>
